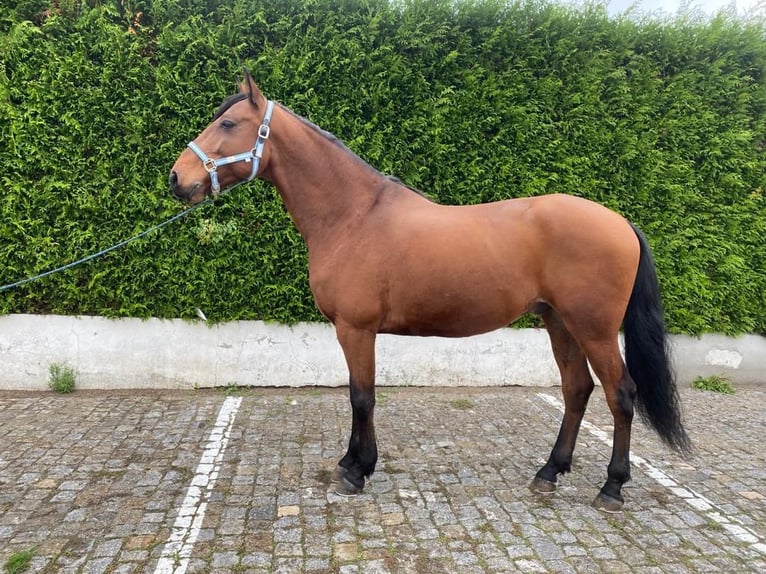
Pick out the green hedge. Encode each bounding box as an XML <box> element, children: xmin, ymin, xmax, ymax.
<box><xmin>1</xmin><ymin>0</ymin><xmax>765</xmax><ymax>334</ymax></box>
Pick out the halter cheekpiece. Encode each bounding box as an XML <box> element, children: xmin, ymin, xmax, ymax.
<box><xmin>187</xmin><ymin>100</ymin><xmax>276</xmax><ymax>195</ymax></box>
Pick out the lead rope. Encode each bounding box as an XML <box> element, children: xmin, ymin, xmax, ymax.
<box><xmin>2</xmin><ymin>102</ymin><xmax>275</xmax><ymax>293</ymax></box>
<box><xmin>0</xmin><ymin>198</ymin><xmax>212</xmax><ymax>293</ymax></box>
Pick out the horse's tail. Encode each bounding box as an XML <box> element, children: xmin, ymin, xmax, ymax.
<box><xmin>624</xmin><ymin>223</ymin><xmax>692</xmax><ymax>456</ymax></box>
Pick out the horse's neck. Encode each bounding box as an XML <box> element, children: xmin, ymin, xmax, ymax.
<box><xmin>261</xmin><ymin>107</ymin><xmax>382</xmax><ymax>247</ymax></box>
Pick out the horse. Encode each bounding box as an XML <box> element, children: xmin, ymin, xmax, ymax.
<box><xmin>169</xmin><ymin>70</ymin><xmax>691</xmax><ymax>511</ymax></box>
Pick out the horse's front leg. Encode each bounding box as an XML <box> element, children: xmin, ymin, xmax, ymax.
<box><xmin>332</xmin><ymin>324</ymin><xmax>378</xmax><ymax>495</ymax></box>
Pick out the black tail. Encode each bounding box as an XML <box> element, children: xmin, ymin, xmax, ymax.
<box><xmin>624</xmin><ymin>224</ymin><xmax>692</xmax><ymax>456</ymax></box>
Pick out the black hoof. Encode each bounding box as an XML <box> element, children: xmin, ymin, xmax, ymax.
<box><xmin>333</xmin><ymin>475</ymin><xmax>364</xmax><ymax>496</ymax></box>
<box><xmin>529</xmin><ymin>476</ymin><xmax>557</xmax><ymax>494</ymax></box>
<box><xmin>330</xmin><ymin>465</ymin><xmax>364</xmax><ymax>495</ymax></box>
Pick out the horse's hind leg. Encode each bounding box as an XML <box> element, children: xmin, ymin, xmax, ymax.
<box><xmin>332</xmin><ymin>324</ymin><xmax>378</xmax><ymax>495</ymax></box>
<box><xmin>582</xmin><ymin>339</ymin><xmax>636</xmax><ymax>512</ymax></box>
<box><xmin>530</xmin><ymin>308</ymin><xmax>595</xmax><ymax>494</ymax></box>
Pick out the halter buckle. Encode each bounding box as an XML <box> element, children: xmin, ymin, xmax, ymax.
<box><xmin>203</xmin><ymin>158</ymin><xmax>217</xmax><ymax>173</ymax></box>
<box><xmin>187</xmin><ymin>99</ymin><xmax>274</xmax><ymax>194</ymax></box>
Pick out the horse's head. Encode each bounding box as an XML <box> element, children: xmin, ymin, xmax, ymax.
<box><xmin>169</xmin><ymin>69</ymin><xmax>275</xmax><ymax>203</ymax></box>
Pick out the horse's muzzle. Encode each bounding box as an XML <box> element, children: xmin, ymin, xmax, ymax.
<box><xmin>169</xmin><ymin>170</ymin><xmax>203</xmax><ymax>202</ymax></box>
<box><xmin>169</xmin><ymin>170</ymin><xmax>183</xmax><ymax>198</ymax></box>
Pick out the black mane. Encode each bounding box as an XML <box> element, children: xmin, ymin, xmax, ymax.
<box><xmin>285</xmin><ymin>107</ymin><xmax>431</xmax><ymax>199</ymax></box>
<box><xmin>213</xmin><ymin>93</ymin><xmax>248</xmax><ymax>120</ymax></box>
<box><xmin>212</xmin><ymin>93</ymin><xmax>431</xmax><ymax>199</ymax></box>
<box><xmin>384</xmin><ymin>175</ymin><xmax>429</xmax><ymax>198</ymax></box>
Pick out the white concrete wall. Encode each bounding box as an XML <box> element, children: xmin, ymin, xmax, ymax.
<box><xmin>0</xmin><ymin>314</ymin><xmax>763</xmax><ymax>390</ymax></box>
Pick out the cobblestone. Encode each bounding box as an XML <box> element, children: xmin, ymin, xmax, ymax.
<box><xmin>0</xmin><ymin>385</ymin><xmax>764</xmax><ymax>573</ymax></box>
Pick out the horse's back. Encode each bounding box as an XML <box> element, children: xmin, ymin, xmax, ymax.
<box><xmin>312</xmin><ymin>191</ymin><xmax>639</xmax><ymax>337</ymax></box>
<box><xmin>388</xmin><ymin>193</ymin><xmax>638</xmax><ymax>287</ymax></box>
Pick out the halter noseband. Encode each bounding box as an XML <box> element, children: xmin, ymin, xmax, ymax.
<box><xmin>187</xmin><ymin>100</ymin><xmax>276</xmax><ymax>195</ymax></box>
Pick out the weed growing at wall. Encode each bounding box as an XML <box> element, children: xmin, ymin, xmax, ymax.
<box><xmin>48</xmin><ymin>362</ymin><xmax>76</xmax><ymax>393</ymax></box>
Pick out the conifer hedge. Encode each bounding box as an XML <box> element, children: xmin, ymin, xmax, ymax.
<box><xmin>1</xmin><ymin>0</ymin><xmax>764</xmax><ymax>334</ymax></box>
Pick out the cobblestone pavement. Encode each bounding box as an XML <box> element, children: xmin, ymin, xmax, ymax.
<box><xmin>1</xmin><ymin>385</ymin><xmax>764</xmax><ymax>573</ymax></box>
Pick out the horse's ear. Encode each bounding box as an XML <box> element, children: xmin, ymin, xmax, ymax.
<box><xmin>239</xmin><ymin>67</ymin><xmax>264</xmax><ymax>108</ymax></box>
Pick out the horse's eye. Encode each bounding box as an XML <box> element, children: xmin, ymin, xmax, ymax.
<box><xmin>220</xmin><ymin>119</ymin><xmax>236</xmax><ymax>130</ymax></box>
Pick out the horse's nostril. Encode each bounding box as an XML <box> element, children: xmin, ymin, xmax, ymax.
<box><xmin>169</xmin><ymin>171</ymin><xmax>181</xmax><ymax>196</ymax></box>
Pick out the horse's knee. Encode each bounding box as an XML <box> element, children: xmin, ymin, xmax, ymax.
<box><xmin>350</xmin><ymin>385</ymin><xmax>376</xmax><ymax>419</ymax></box>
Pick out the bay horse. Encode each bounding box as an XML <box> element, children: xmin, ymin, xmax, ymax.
<box><xmin>169</xmin><ymin>70</ymin><xmax>691</xmax><ymax>511</ymax></box>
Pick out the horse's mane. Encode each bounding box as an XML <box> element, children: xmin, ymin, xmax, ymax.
<box><xmin>284</xmin><ymin>106</ymin><xmax>430</xmax><ymax>199</ymax></box>
<box><xmin>213</xmin><ymin>93</ymin><xmax>248</xmax><ymax>120</ymax></box>
<box><xmin>384</xmin><ymin>175</ymin><xmax>429</xmax><ymax>199</ymax></box>
<box><xmin>213</xmin><ymin>93</ymin><xmax>429</xmax><ymax>199</ymax></box>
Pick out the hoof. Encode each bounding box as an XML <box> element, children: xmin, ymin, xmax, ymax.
<box><xmin>333</xmin><ymin>476</ymin><xmax>364</xmax><ymax>497</ymax></box>
<box><xmin>592</xmin><ymin>492</ymin><xmax>624</xmax><ymax>513</ymax></box>
<box><xmin>529</xmin><ymin>477</ymin><xmax>557</xmax><ymax>495</ymax></box>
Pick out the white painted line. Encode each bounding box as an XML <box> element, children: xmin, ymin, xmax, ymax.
<box><xmin>536</xmin><ymin>392</ymin><xmax>766</xmax><ymax>555</ymax></box>
<box><xmin>154</xmin><ymin>396</ymin><xmax>243</xmax><ymax>574</ymax></box>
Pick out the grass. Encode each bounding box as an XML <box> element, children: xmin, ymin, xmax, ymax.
<box><xmin>48</xmin><ymin>362</ymin><xmax>76</xmax><ymax>394</ymax></box>
<box><xmin>222</xmin><ymin>382</ymin><xmax>240</xmax><ymax>396</ymax></box>
<box><xmin>706</xmin><ymin>519</ymin><xmax>725</xmax><ymax>532</ymax></box>
<box><xmin>376</xmin><ymin>391</ymin><xmax>391</xmax><ymax>406</ymax></box>
<box><xmin>692</xmin><ymin>374</ymin><xmax>735</xmax><ymax>395</ymax></box>
<box><xmin>449</xmin><ymin>398</ymin><xmax>474</xmax><ymax>410</ymax></box>
<box><xmin>3</xmin><ymin>549</ymin><xmax>33</xmax><ymax>574</ymax></box>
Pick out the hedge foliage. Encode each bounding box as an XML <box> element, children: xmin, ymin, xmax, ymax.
<box><xmin>1</xmin><ymin>0</ymin><xmax>765</xmax><ymax>334</ymax></box>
